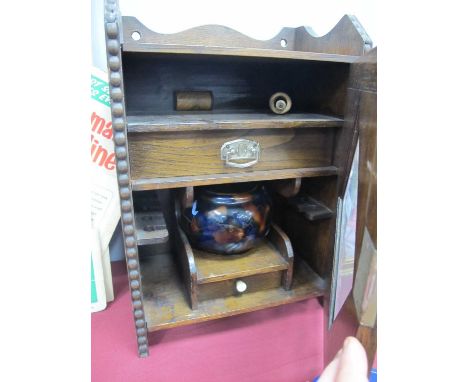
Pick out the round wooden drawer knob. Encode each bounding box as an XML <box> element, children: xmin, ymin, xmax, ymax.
<box><xmin>235</xmin><ymin>280</ymin><xmax>248</xmax><ymax>293</ymax></box>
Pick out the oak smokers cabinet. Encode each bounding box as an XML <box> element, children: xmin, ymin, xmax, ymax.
<box><xmin>104</xmin><ymin>0</ymin><xmax>377</xmax><ymax>368</ymax></box>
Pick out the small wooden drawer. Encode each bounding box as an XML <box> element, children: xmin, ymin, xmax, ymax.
<box><xmin>128</xmin><ymin>128</ymin><xmax>334</xmax><ymax>179</ymax></box>
<box><xmin>198</xmin><ymin>271</ymin><xmax>283</xmax><ymax>302</ymax></box>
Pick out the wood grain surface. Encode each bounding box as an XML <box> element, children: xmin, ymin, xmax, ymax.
<box><xmin>323</xmin><ymin>48</ymin><xmax>377</xmax><ymax>370</ymax></box>
<box><xmin>131</xmin><ymin>166</ymin><xmax>339</xmax><ymax>191</ymax></box>
<box><xmin>278</xmin><ymin>176</ymin><xmax>338</xmax><ymax>278</ymax></box>
<box><xmin>140</xmin><ymin>252</ymin><xmax>326</xmax><ymax>332</ymax></box>
<box><xmin>268</xmin><ymin>223</ymin><xmax>295</xmax><ymax>290</ymax></box>
<box><xmin>178</xmin><ymin>223</ymin><xmax>294</xmax><ymax>305</ymax></box>
<box><xmin>122</xmin><ymin>53</ymin><xmax>350</xmax><ymax>117</ymax></box>
<box><xmin>128</xmin><ymin>128</ymin><xmax>334</xmax><ymax>180</ymax></box>
<box><xmin>198</xmin><ymin>272</ymin><xmax>283</xmax><ymax>302</ymax></box>
<box><xmin>271</xmin><ymin>178</ymin><xmax>302</xmax><ymax>198</ymax></box>
<box><xmin>134</xmin><ymin>210</ymin><xmax>169</xmax><ymax>246</ymax></box>
<box><xmin>127</xmin><ymin>113</ymin><xmax>343</xmax><ymax>133</ymax></box>
<box><xmin>174</xmin><ymin>91</ymin><xmax>213</xmax><ymax>111</ymax></box>
<box><xmin>122</xmin><ymin>15</ymin><xmax>371</xmax><ymax>59</ymax></box>
<box><xmin>124</xmin><ymin>43</ymin><xmax>359</xmax><ymax>63</ymax></box>
<box><xmin>108</xmin><ymin>2</ymin><xmax>376</xmax><ymax>359</ymax></box>
<box><xmin>173</xmin><ymin>224</ymin><xmax>199</xmax><ymax>309</ymax></box>
<box><xmin>356</xmin><ymin>324</ymin><xmax>377</xmax><ymax>374</ymax></box>
<box><xmin>194</xmin><ymin>239</ymin><xmax>288</xmax><ymax>284</ymax></box>
<box><xmin>352</xmin><ymin>50</ymin><xmax>377</xmax><ymax>368</ymax></box>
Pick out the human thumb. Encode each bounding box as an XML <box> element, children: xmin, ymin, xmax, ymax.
<box><xmin>335</xmin><ymin>337</ymin><xmax>368</xmax><ymax>382</ymax></box>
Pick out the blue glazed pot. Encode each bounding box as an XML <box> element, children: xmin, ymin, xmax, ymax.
<box><xmin>181</xmin><ymin>183</ymin><xmax>272</xmax><ymax>255</ymax></box>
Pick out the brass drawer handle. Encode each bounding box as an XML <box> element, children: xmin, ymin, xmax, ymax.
<box><xmin>220</xmin><ymin>139</ymin><xmax>260</xmax><ymax>168</ymax></box>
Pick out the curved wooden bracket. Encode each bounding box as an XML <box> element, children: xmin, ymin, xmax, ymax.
<box><xmin>272</xmin><ymin>178</ymin><xmax>302</xmax><ymax>198</ymax></box>
<box><xmin>173</xmin><ymin>198</ymin><xmax>199</xmax><ymax>310</ymax></box>
<box><xmin>179</xmin><ymin>186</ymin><xmax>194</xmax><ymax>210</ymax></box>
<box><xmin>268</xmin><ymin>223</ymin><xmax>294</xmax><ymax>290</ymax></box>
<box><xmin>175</xmin><ymin>226</ymin><xmax>199</xmax><ymax>310</ymax></box>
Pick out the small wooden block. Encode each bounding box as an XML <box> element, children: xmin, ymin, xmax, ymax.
<box><xmin>287</xmin><ymin>195</ymin><xmax>334</xmax><ymax>222</ymax></box>
<box><xmin>175</xmin><ymin>91</ymin><xmax>213</xmax><ymax>111</ymax></box>
<box><xmin>135</xmin><ymin>210</ymin><xmax>169</xmax><ymax>245</ymax></box>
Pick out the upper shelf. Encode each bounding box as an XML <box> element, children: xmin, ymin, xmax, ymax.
<box><xmin>121</xmin><ymin>15</ymin><xmax>372</xmax><ymax>62</ymax></box>
<box><xmin>127</xmin><ymin>112</ymin><xmax>344</xmax><ymax>133</ymax></box>
<box><xmin>123</xmin><ymin>45</ymin><xmax>359</xmax><ymax>63</ymax></box>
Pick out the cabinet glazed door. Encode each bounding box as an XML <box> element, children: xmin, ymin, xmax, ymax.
<box><xmin>324</xmin><ymin>47</ymin><xmax>377</xmax><ymax>369</ymax></box>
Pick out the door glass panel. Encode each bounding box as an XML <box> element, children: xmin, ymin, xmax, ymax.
<box><xmin>329</xmin><ymin>141</ymin><xmax>359</xmax><ymax>327</ymax></box>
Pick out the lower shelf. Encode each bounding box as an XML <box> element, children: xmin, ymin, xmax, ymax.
<box><xmin>131</xmin><ymin>166</ymin><xmax>338</xmax><ymax>190</ymax></box>
<box><xmin>194</xmin><ymin>238</ymin><xmax>289</xmax><ymax>284</ymax></box>
<box><xmin>140</xmin><ymin>251</ymin><xmax>326</xmax><ymax>332</ymax></box>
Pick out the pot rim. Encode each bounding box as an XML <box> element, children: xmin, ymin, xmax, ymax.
<box><xmin>200</xmin><ymin>183</ymin><xmax>260</xmax><ymax>202</ymax></box>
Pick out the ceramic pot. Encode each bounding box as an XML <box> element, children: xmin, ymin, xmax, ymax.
<box><xmin>181</xmin><ymin>183</ymin><xmax>272</xmax><ymax>255</ymax></box>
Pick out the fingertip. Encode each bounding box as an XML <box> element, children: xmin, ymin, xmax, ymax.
<box><xmin>343</xmin><ymin>336</ymin><xmax>354</xmax><ymax>348</ymax></box>
<box><xmin>343</xmin><ymin>336</ymin><xmax>365</xmax><ymax>356</ymax></box>
<box><xmin>318</xmin><ymin>348</ymin><xmax>343</xmax><ymax>381</ymax></box>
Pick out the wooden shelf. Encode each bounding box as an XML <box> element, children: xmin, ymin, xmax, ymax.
<box><xmin>140</xmin><ymin>252</ymin><xmax>326</xmax><ymax>332</ymax></box>
<box><xmin>131</xmin><ymin>166</ymin><xmax>339</xmax><ymax>191</ymax></box>
<box><xmin>127</xmin><ymin>113</ymin><xmax>344</xmax><ymax>133</ymax></box>
<box><xmin>122</xmin><ymin>44</ymin><xmax>359</xmax><ymax>63</ymax></box>
<box><xmin>194</xmin><ymin>239</ymin><xmax>289</xmax><ymax>284</ymax></box>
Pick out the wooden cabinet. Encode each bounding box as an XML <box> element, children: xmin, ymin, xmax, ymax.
<box><xmin>104</xmin><ymin>0</ymin><xmax>377</xmax><ymax>369</ymax></box>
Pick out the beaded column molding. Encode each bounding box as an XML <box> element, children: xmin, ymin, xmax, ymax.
<box><xmin>104</xmin><ymin>0</ymin><xmax>149</xmax><ymax>357</ymax></box>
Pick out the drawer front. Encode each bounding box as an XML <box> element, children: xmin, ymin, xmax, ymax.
<box><xmin>198</xmin><ymin>271</ymin><xmax>283</xmax><ymax>302</ymax></box>
<box><xmin>128</xmin><ymin>129</ymin><xmax>334</xmax><ymax>179</ymax></box>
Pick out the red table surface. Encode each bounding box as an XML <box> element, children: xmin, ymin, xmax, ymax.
<box><xmin>92</xmin><ymin>261</ymin><xmax>324</xmax><ymax>382</ymax></box>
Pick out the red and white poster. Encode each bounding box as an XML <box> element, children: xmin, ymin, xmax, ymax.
<box><xmin>91</xmin><ymin>67</ymin><xmax>120</xmax><ymax>307</ymax></box>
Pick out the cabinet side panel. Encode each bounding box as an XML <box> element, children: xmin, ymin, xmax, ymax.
<box><xmin>324</xmin><ymin>48</ymin><xmax>376</xmax><ymax>372</ymax></box>
<box><xmin>104</xmin><ymin>0</ymin><xmax>149</xmax><ymax>358</ymax></box>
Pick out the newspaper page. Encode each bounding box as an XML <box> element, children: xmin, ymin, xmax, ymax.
<box><xmin>91</xmin><ymin>67</ymin><xmax>120</xmax><ymax>304</ymax></box>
